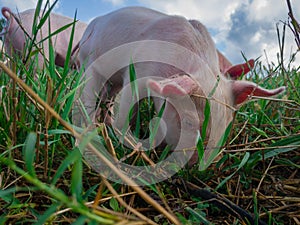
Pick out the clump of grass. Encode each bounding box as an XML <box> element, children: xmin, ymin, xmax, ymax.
<box><xmin>0</xmin><ymin>1</ymin><xmax>123</xmax><ymax>224</ymax></box>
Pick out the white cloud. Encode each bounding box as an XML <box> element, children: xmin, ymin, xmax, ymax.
<box><xmin>103</xmin><ymin>0</ymin><xmax>125</xmax><ymax>6</ymax></box>
<box><xmin>247</xmin><ymin>0</ymin><xmax>300</xmax><ymax>23</ymax></box>
<box><xmin>139</xmin><ymin>0</ymin><xmax>241</xmax><ymax>31</ymax></box>
<box><xmin>250</xmin><ymin>32</ymin><xmax>262</xmax><ymax>44</ymax></box>
<box><xmin>139</xmin><ymin>0</ymin><xmax>299</xmax><ymax>67</ymax></box>
<box><xmin>0</xmin><ymin>0</ymin><xmax>37</xmax><ymax>11</ymax></box>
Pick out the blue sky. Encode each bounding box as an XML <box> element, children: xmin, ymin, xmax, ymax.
<box><xmin>57</xmin><ymin>0</ymin><xmax>144</xmax><ymax>22</ymax></box>
<box><xmin>0</xmin><ymin>0</ymin><xmax>299</xmax><ymax>66</ymax></box>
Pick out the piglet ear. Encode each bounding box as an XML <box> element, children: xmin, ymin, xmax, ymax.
<box><xmin>217</xmin><ymin>50</ymin><xmax>232</xmax><ymax>74</ymax></box>
<box><xmin>225</xmin><ymin>59</ymin><xmax>255</xmax><ymax>80</ymax></box>
<box><xmin>1</xmin><ymin>7</ymin><xmax>12</xmax><ymax>19</ymax></box>
<box><xmin>147</xmin><ymin>75</ymin><xmax>197</xmax><ymax>97</ymax></box>
<box><xmin>1</xmin><ymin>7</ymin><xmax>13</xmax><ymax>36</ymax></box>
<box><xmin>232</xmin><ymin>80</ymin><xmax>286</xmax><ymax>105</ymax></box>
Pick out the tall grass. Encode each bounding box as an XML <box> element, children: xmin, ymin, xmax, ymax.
<box><xmin>0</xmin><ymin>1</ymin><xmax>121</xmax><ymax>224</ymax></box>
<box><xmin>0</xmin><ymin>0</ymin><xmax>299</xmax><ymax>224</ymax></box>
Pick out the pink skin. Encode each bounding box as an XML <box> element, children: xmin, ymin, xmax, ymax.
<box><xmin>0</xmin><ymin>7</ymin><xmax>87</xmax><ymax>68</ymax></box>
<box><xmin>76</xmin><ymin>6</ymin><xmax>285</xmax><ymax>167</ymax></box>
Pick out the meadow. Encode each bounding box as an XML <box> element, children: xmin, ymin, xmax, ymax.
<box><xmin>0</xmin><ymin>1</ymin><xmax>299</xmax><ymax>224</ymax></box>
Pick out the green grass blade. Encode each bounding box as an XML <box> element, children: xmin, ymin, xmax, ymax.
<box><xmin>32</xmin><ymin>0</ymin><xmax>43</xmax><ymax>34</ymax></box>
<box><xmin>60</xmin><ymin>76</ymin><xmax>85</xmax><ymax>120</ymax></box>
<box><xmin>34</xmin><ymin>202</ymin><xmax>60</xmax><ymax>225</ymax></box>
<box><xmin>47</xmin><ymin>38</ymin><xmax>56</xmax><ymax>75</ymax></box>
<box><xmin>198</xmin><ymin>122</ymin><xmax>232</xmax><ymax>170</ymax></box>
<box><xmin>23</xmin><ymin>132</ymin><xmax>37</xmax><ymax>177</ymax></box>
<box><xmin>208</xmin><ymin>75</ymin><xmax>220</xmax><ymax>98</ymax></box>
<box><xmin>71</xmin><ymin>216</ymin><xmax>88</xmax><ymax>225</ymax></box>
<box><xmin>246</xmin><ymin>134</ymin><xmax>300</xmax><ymax>169</ymax></box>
<box><xmin>47</xmin><ymin>129</ymin><xmax>72</xmax><ymax>135</ymax></box>
<box><xmin>51</xmin><ymin>148</ymin><xmax>82</xmax><ymax>185</ymax></box>
<box><xmin>38</xmin><ymin>22</ymin><xmax>75</xmax><ymax>47</ymax></box>
<box><xmin>129</xmin><ymin>61</ymin><xmax>139</xmax><ymax>99</ymax></box>
<box><xmin>158</xmin><ymin>145</ymin><xmax>172</xmax><ymax>162</ymax></box>
<box><xmin>129</xmin><ymin>61</ymin><xmax>141</xmax><ymax>136</ymax></box>
<box><xmin>196</xmin><ymin>134</ymin><xmax>205</xmax><ymax>163</ymax></box>
<box><xmin>185</xmin><ymin>207</ymin><xmax>210</xmax><ymax>225</ymax></box>
<box><xmin>62</xmin><ymin>11</ymin><xmax>78</xmax><ymax>78</ymax></box>
<box><xmin>36</xmin><ymin>0</ymin><xmax>58</xmax><ymax>31</ymax></box>
<box><xmin>109</xmin><ymin>198</ymin><xmax>120</xmax><ymax>211</ymax></box>
<box><xmin>216</xmin><ymin>152</ymin><xmax>250</xmax><ymax>190</ymax></box>
<box><xmin>217</xmin><ymin>121</ymin><xmax>233</xmax><ymax>147</ymax></box>
<box><xmin>201</xmin><ymin>99</ymin><xmax>210</xmax><ymax>141</ymax></box>
<box><xmin>0</xmin><ymin>187</ymin><xmax>19</xmax><ymax>201</ymax></box>
<box><xmin>149</xmin><ymin>100</ymin><xmax>166</xmax><ymax>149</ymax></box>
<box><xmin>71</xmin><ymin>148</ymin><xmax>83</xmax><ymax>202</ymax></box>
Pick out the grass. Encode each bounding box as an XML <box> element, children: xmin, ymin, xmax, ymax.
<box><xmin>0</xmin><ymin>1</ymin><xmax>299</xmax><ymax>224</ymax></box>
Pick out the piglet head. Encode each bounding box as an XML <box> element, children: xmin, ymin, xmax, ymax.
<box><xmin>147</xmin><ymin>72</ymin><xmax>285</xmax><ymax>168</ymax></box>
<box><xmin>147</xmin><ymin>74</ymin><xmax>209</xmax><ymax>166</ymax></box>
